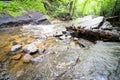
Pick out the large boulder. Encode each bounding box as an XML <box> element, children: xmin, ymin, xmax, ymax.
<box><xmin>79</xmin><ymin>16</ymin><xmax>104</xmax><ymax>29</ymax></box>
<box><xmin>0</xmin><ymin>12</ymin><xmax>50</xmax><ymax>28</ymax></box>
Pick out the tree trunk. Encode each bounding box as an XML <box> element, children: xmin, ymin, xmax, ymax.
<box><xmin>71</xmin><ymin>0</ymin><xmax>77</xmax><ymax>17</ymax></box>
<box><xmin>82</xmin><ymin>0</ymin><xmax>89</xmax><ymax>15</ymax></box>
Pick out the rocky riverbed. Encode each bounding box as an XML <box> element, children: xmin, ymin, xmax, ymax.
<box><xmin>0</xmin><ymin>18</ymin><xmax>120</xmax><ymax>80</ymax></box>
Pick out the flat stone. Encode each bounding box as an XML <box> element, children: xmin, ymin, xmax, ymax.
<box><xmin>23</xmin><ymin>44</ymin><xmax>38</xmax><ymax>54</ymax></box>
<box><xmin>11</xmin><ymin>44</ymin><xmax>22</xmax><ymax>52</ymax></box>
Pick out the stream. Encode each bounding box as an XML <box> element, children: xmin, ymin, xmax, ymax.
<box><xmin>0</xmin><ymin>20</ymin><xmax>120</xmax><ymax>80</ymax></box>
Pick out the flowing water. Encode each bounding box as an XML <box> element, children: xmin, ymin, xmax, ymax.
<box><xmin>0</xmin><ymin>21</ymin><xmax>120</xmax><ymax>80</ymax></box>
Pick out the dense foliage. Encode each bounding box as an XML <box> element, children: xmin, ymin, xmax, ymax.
<box><xmin>0</xmin><ymin>0</ymin><xmax>45</xmax><ymax>17</ymax></box>
<box><xmin>0</xmin><ymin>0</ymin><xmax>120</xmax><ymax>19</ymax></box>
<box><xmin>44</xmin><ymin>0</ymin><xmax>120</xmax><ymax>19</ymax></box>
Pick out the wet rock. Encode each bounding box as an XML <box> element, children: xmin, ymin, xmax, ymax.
<box><xmin>11</xmin><ymin>44</ymin><xmax>22</xmax><ymax>52</ymax></box>
<box><xmin>23</xmin><ymin>44</ymin><xmax>38</xmax><ymax>54</ymax></box>
<box><xmin>22</xmin><ymin>54</ymin><xmax>33</xmax><ymax>63</ymax></box>
<box><xmin>11</xmin><ymin>54</ymin><xmax>22</xmax><ymax>60</ymax></box>
<box><xmin>100</xmin><ymin>21</ymin><xmax>112</xmax><ymax>30</ymax></box>
<box><xmin>28</xmin><ymin>12</ymin><xmax>50</xmax><ymax>25</ymax></box>
<box><xmin>0</xmin><ymin>12</ymin><xmax>50</xmax><ymax>28</ymax></box>
<box><xmin>0</xmin><ymin>14</ymin><xmax>13</xmax><ymax>26</ymax></box>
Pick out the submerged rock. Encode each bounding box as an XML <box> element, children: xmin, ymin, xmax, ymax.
<box><xmin>22</xmin><ymin>54</ymin><xmax>33</xmax><ymax>63</ymax></box>
<box><xmin>11</xmin><ymin>44</ymin><xmax>22</xmax><ymax>52</ymax></box>
<box><xmin>11</xmin><ymin>54</ymin><xmax>22</xmax><ymax>60</ymax></box>
<box><xmin>23</xmin><ymin>44</ymin><xmax>38</xmax><ymax>54</ymax></box>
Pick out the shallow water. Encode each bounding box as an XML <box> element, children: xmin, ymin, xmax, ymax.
<box><xmin>0</xmin><ymin>27</ymin><xmax>36</xmax><ymax>79</ymax></box>
<box><xmin>16</xmin><ymin>40</ymin><xmax>120</xmax><ymax>80</ymax></box>
<box><xmin>0</xmin><ymin>22</ymin><xmax>120</xmax><ymax>80</ymax></box>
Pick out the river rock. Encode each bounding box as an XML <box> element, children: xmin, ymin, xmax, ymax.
<box><xmin>100</xmin><ymin>21</ymin><xmax>112</xmax><ymax>30</ymax></box>
<box><xmin>28</xmin><ymin>12</ymin><xmax>50</xmax><ymax>25</ymax></box>
<box><xmin>11</xmin><ymin>54</ymin><xmax>22</xmax><ymax>60</ymax></box>
<box><xmin>79</xmin><ymin>16</ymin><xmax>104</xmax><ymax>29</ymax></box>
<box><xmin>0</xmin><ymin>11</ymin><xmax>50</xmax><ymax>28</ymax></box>
<box><xmin>23</xmin><ymin>44</ymin><xmax>38</xmax><ymax>54</ymax></box>
<box><xmin>22</xmin><ymin>54</ymin><xmax>33</xmax><ymax>63</ymax></box>
<box><xmin>11</xmin><ymin>44</ymin><xmax>22</xmax><ymax>52</ymax></box>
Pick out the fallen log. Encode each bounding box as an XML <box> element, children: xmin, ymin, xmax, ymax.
<box><xmin>66</xmin><ymin>26</ymin><xmax>120</xmax><ymax>42</ymax></box>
